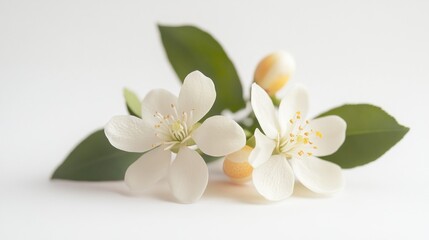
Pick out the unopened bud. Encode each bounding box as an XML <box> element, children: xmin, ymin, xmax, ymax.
<box><xmin>254</xmin><ymin>51</ymin><xmax>296</xmax><ymax>95</ymax></box>
<box><xmin>223</xmin><ymin>146</ymin><xmax>253</xmax><ymax>184</ymax></box>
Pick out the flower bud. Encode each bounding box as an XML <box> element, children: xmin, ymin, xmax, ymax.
<box><xmin>254</xmin><ymin>51</ymin><xmax>296</xmax><ymax>95</ymax></box>
<box><xmin>223</xmin><ymin>146</ymin><xmax>253</xmax><ymax>184</ymax></box>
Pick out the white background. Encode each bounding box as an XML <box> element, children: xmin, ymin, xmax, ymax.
<box><xmin>1</xmin><ymin>0</ymin><xmax>428</xmax><ymax>239</ymax></box>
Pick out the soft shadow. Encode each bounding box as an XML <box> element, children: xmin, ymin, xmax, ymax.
<box><xmin>292</xmin><ymin>182</ymin><xmax>331</xmax><ymax>199</ymax></box>
<box><xmin>204</xmin><ymin>176</ymin><xmax>334</xmax><ymax>203</ymax></box>
<box><xmin>51</xmin><ymin>179</ymin><xmax>130</xmax><ymax>196</ymax></box>
<box><xmin>51</xmin><ymin>179</ymin><xmax>178</xmax><ymax>203</ymax></box>
<box><xmin>141</xmin><ymin>181</ymin><xmax>177</xmax><ymax>203</ymax></box>
<box><xmin>204</xmin><ymin>179</ymin><xmax>270</xmax><ymax>204</ymax></box>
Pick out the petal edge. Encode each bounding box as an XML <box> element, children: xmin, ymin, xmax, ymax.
<box><xmin>192</xmin><ymin>116</ymin><xmax>246</xmax><ymax>157</ymax></box>
<box><xmin>248</xmin><ymin>129</ymin><xmax>276</xmax><ymax>168</ymax></box>
<box><xmin>252</xmin><ymin>155</ymin><xmax>295</xmax><ymax>201</ymax></box>
<box><xmin>104</xmin><ymin>115</ymin><xmax>158</xmax><ymax>153</ymax></box>
<box><xmin>124</xmin><ymin>147</ymin><xmax>171</xmax><ymax>193</ymax></box>
<box><xmin>290</xmin><ymin>156</ymin><xmax>344</xmax><ymax>194</ymax></box>
<box><xmin>251</xmin><ymin>83</ymin><xmax>280</xmax><ymax>139</ymax></box>
<box><xmin>178</xmin><ymin>71</ymin><xmax>216</xmax><ymax>125</ymax></box>
<box><xmin>168</xmin><ymin>147</ymin><xmax>209</xmax><ymax>203</ymax></box>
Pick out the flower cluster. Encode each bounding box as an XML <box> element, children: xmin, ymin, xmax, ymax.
<box><xmin>105</xmin><ymin>49</ymin><xmax>346</xmax><ymax>203</ymax></box>
<box><xmin>105</xmin><ymin>53</ymin><xmax>346</xmax><ymax>203</ymax></box>
<box><xmin>54</xmin><ymin>25</ymin><xmax>408</xmax><ymax>204</ymax></box>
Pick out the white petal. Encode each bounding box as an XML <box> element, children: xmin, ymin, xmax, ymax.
<box><xmin>279</xmin><ymin>85</ymin><xmax>309</xmax><ymax>136</ymax></box>
<box><xmin>252</xmin><ymin>155</ymin><xmax>295</xmax><ymax>201</ymax></box>
<box><xmin>248</xmin><ymin>129</ymin><xmax>276</xmax><ymax>168</ymax></box>
<box><xmin>124</xmin><ymin>147</ymin><xmax>171</xmax><ymax>193</ymax></box>
<box><xmin>309</xmin><ymin>115</ymin><xmax>347</xmax><ymax>157</ymax></box>
<box><xmin>168</xmin><ymin>147</ymin><xmax>209</xmax><ymax>203</ymax></box>
<box><xmin>290</xmin><ymin>156</ymin><xmax>344</xmax><ymax>194</ymax></box>
<box><xmin>177</xmin><ymin>71</ymin><xmax>216</xmax><ymax>125</ymax></box>
<box><xmin>192</xmin><ymin>116</ymin><xmax>246</xmax><ymax>157</ymax></box>
<box><xmin>141</xmin><ymin>89</ymin><xmax>178</xmax><ymax>126</ymax></box>
<box><xmin>104</xmin><ymin>115</ymin><xmax>158</xmax><ymax>152</ymax></box>
<box><xmin>251</xmin><ymin>83</ymin><xmax>280</xmax><ymax>139</ymax></box>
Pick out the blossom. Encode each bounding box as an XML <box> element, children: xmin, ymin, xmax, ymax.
<box><xmin>254</xmin><ymin>51</ymin><xmax>296</xmax><ymax>95</ymax></box>
<box><xmin>249</xmin><ymin>83</ymin><xmax>346</xmax><ymax>201</ymax></box>
<box><xmin>105</xmin><ymin>71</ymin><xmax>246</xmax><ymax>203</ymax></box>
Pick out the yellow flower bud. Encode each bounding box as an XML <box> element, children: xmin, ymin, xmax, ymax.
<box><xmin>223</xmin><ymin>145</ymin><xmax>253</xmax><ymax>184</ymax></box>
<box><xmin>254</xmin><ymin>51</ymin><xmax>296</xmax><ymax>95</ymax></box>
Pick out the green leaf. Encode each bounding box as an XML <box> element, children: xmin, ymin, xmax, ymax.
<box><xmin>246</xmin><ymin>135</ymin><xmax>256</xmax><ymax>148</ymax></box>
<box><xmin>317</xmin><ymin>104</ymin><xmax>409</xmax><ymax>168</ymax></box>
<box><xmin>201</xmin><ymin>152</ymin><xmax>221</xmax><ymax>164</ymax></box>
<box><xmin>52</xmin><ymin>129</ymin><xmax>141</xmax><ymax>181</ymax></box>
<box><xmin>124</xmin><ymin>88</ymin><xmax>142</xmax><ymax>117</ymax></box>
<box><xmin>158</xmin><ymin>25</ymin><xmax>246</xmax><ymax>119</ymax></box>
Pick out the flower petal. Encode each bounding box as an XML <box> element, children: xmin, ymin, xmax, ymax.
<box><xmin>252</xmin><ymin>155</ymin><xmax>295</xmax><ymax>201</ymax></box>
<box><xmin>192</xmin><ymin>116</ymin><xmax>246</xmax><ymax>157</ymax></box>
<box><xmin>248</xmin><ymin>129</ymin><xmax>276</xmax><ymax>168</ymax></box>
<box><xmin>177</xmin><ymin>71</ymin><xmax>216</xmax><ymax>125</ymax></box>
<box><xmin>168</xmin><ymin>147</ymin><xmax>209</xmax><ymax>203</ymax></box>
<box><xmin>309</xmin><ymin>115</ymin><xmax>347</xmax><ymax>157</ymax></box>
<box><xmin>251</xmin><ymin>83</ymin><xmax>280</xmax><ymax>139</ymax></box>
<box><xmin>105</xmin><ymin>115</ymin><xmax>158</xmax><ymax>152</ymax></box>
<box><xmin>124</xmin><ymin>147</ymin><xmax>171</xmax><ymax>193</ymax></box>
<box><xmin>290</xmin><ymin>156</ymin><xmax>344</xmax><ymax>194</ymax></box>
<box><xmin>141</xmin><ymin>89</ymin><xmax>178</xmax><ymax>126</ymax></box>
<box><xmin>279</xmin><ymin>85</ymin><xmax>309</xmax><ymax>136</ymax></box>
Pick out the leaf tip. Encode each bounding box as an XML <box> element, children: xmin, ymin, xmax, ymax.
<box><xmin>123</xmin><ymin>87</ymin><xmax>131</xmax><ymax>95</ymax></box>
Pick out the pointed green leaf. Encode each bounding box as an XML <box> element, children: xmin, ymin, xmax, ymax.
<box><xmin>52</xmin><ymin>129</ymin><xmax>141</xmax><ymax>181</ymax></box>
<box><xmin>158</xmin><ymin>25</ymin><xmax>246</xmax><ymax>119</ymax></box>
<box><xmin>317</xmin><ymin>104</ymin><xmax>409</xmax><ymax>168</ymax></box>
<box><xmin>124</xmin><ymin>88</ymin><xmax>142</xmax><ymax>117</ymax></box>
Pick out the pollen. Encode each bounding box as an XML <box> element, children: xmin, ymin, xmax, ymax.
<box><xmin>277</xmin><ymin>109</ymin><xmax>325</xmax><ymax>160</ymax></box>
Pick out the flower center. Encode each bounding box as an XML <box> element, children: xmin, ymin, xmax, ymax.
<box><xmin>152</xmin><ymin>104</ymin><xmax>195</xmax><ymax>151</ymax></box>
<box><xmin>276</xmin><ymin>111</ymin><xmax>321</xmax><ymax>159</ymax></box>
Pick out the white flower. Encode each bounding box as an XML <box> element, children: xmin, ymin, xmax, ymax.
<box><xmin>105</xmin><ymin>71</ymin><xmax>246</xmax><ymax>203</ymax></box>
<box><xmin>249</xmin><ymin>83</ymin><xmax>346</xmax><ymax>201</ymax></box>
